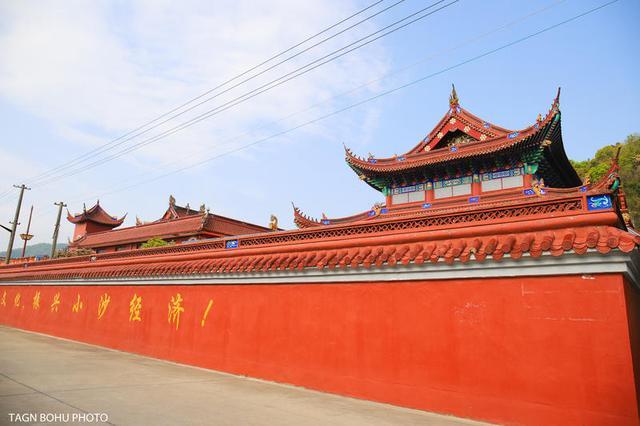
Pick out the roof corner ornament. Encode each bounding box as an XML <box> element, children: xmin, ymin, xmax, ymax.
<box><xmin>169</xmin><ymin>194</ymin><xmax>176</xmax><ymax>206</ymax></box>
<box><xmin>82</xmin><ymin>203</ymin><xmax>87</xmax><ymax>212</ymax></box>
<box><xmin>449</xmin><ymin>83</ymin><xmax>459</xmax><ymax>109</ymax></box>
<box><xmin>269</xmin><ymin>214</ymin><xmax>278</xmax><ymax>231</ymax></box>
<box><xmin>607</xmin><ymin>149</ymin><xmax>622</xmax><ymax>191</ymax></box>
<box><xmin>552</xmin><ymin>87</ymin><xmax>561</xmax><ymax>112</ymax></box>
<box><xmin>532</xmin><ymin>177</ymin><xmax>546</xmax><ymax>196</ymax></box>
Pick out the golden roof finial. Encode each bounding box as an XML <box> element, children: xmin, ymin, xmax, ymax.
<box><xmin>449</xmin><ymin>84</ymin><xmax>459</xmax><ymax>108</ymax></box>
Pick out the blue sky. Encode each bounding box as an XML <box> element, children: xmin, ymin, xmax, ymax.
<box><xmin>0</xmin><ymin>0</ymin><xmax>638</xmax><ymax>247</ymax></box>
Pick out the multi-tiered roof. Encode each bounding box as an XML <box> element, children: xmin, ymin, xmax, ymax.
<box><xmin>294</xmin><ymin>86</ymin><xmax>587</xmax><ymax>228</ymax></box>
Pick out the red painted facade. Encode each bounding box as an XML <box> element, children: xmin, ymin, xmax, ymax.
<box><xmin>1</xmin><ymin>87</ymin><xmax>638</xmax><ymax>424</ymax></box>
<box><xmin>0</xmin><ymin>275</ymin><xmax>638</xmax><ymax>425</ymax></box>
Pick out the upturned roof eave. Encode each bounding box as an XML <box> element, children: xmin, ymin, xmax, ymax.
<box><xmin>345</xmin><ymin>89</ymin><xmax>561</xmax><ymax>178</ymax></box>
<box><xmin>346</xmin><ymin>118</ymin><xmax>551</xmax><ymax>177</ymax></box>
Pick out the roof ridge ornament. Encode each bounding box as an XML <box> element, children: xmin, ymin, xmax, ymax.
<box><xmin>449</xmin><ymin>84</ymin><xmax>459</xmax><ymax>109</ymax></box>
<box><xmin>552</xmin><ymin>87</ymin><xmax>561</xmax><ymax>112</ymax></box>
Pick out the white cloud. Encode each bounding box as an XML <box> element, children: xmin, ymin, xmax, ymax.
<box><xmin>0</xmin><ymin>0</ymin><xmax>392</xmax><ymax>246</ymax></box>
<box><xmin>0</xmin><ymin>0</ymin><xmax>390</xmax><ymax>159</ymax></box>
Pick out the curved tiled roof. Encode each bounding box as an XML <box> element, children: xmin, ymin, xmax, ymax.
<box><xmin>345</xmin><ymin>89</ymin><xmax>561</xmax><ymax>176</ymax></box>
<box><xmin>67</xmin><ymin>202</ymin><xmax>126</xmax><ymax>226</ymax></box>
<box><xmin>72</xmin><ymin>212</ymin><xmax>271</xmax><ymax>249</ymax></box>
<box><xmin>0</xmin><ymin>225</ymin><xmax>636</xmax><ymax>282</ymax></box>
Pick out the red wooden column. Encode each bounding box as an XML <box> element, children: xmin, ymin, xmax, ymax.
<box><xmin>472</xmin><ymin>174</ymin><xmax>481</xmax><ymax>197</ymax></box>
<box><xmin>523</xmin><ymin>173</ymin><xmax>533</xmax><ymax>188</ymax></box>
<box><xmin>425</xmin><ymin>183</ymin><xmax>434</xmax><ymax>203</ymax></box>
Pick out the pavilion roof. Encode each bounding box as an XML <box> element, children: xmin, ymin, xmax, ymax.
<box><xmin>73</xmin><ymin>214</ymin><xmax>211</xmax><ymax>248</ymax></box>
<box><xmin>67</xmin><ymin>202</ymin><xmax>126</xmax><ymax>227</ymax></box>
<box><xmin>73</xmin><ymin>211</ymin><xmax>271</xmax><ymax>249</ymax></box>
<box><xmin>344</xmin><ymin>88</ymin><xmax>568</xmax><ymax>190</ymax></box>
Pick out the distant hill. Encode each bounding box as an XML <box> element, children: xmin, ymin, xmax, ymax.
<box><xmin>0</xmin><ymin>242</ymin><xmax>67</xmax><ymax>259</ymax></box>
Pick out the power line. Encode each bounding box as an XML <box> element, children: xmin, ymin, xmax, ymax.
<box><xmin>27</xmin><ymin>0</ymin><xmax>458</xmax><ymax>188</ymax></box>
<box><xmin>52</xmin><ymin>0</ymin><xmax>567</xmax><ymax>207</ymax></box>
<box><xmin>51</xmin><ymin>0</ymin><xmax>619</xmax><ymax>210</ymax></box>
<box><xmin>15</xmin><ymin>0</ymin><xmax>400</xmax><ymax>187</ymax></box>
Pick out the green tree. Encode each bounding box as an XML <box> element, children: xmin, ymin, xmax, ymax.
<box><xmin>140</xmin><ymin>237</ymin><xmax>172</xmax><ymax>249</ymax></box>
<box><xmin>571</xmin><ymin>134</ymin><xmax>640</xmax><ymax>225</ymax></box>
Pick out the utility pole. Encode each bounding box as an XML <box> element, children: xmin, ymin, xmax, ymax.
<box><xmin>19</xmin><ymin>205</ymin><xmax>34</xmax><ymax>258</ymax></box>
<box><xmin>5</xmin><ymin>184</ymin><xmax>30</xmax><ymax>264</ymax></box>
<box><xmin>51</xmin><ymin>201</ymin><xmax>66</xmax><ymax>258</ymax></box>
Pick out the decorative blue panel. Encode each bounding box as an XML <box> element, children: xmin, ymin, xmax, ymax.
<box><xmin>422</xmin><ymin>203</ymin><xmax>432</xmax><ymax>209</ymax></box>
<box><xmin>397</xmin><ymin>156</ymin><xmax>406</xmax><ymax>161</ymax></box>
<box><xmin>483</xmin><ymin>122</ymin><xmax>490</xmax><ymax>128</ymax></box>
<box><xmin>468</xmin><ymin>196</ymin><xmax>479</xmax><ymax>203</ymax></box>
<box><xmin>523</xmin><ymin>189</ymin><xmax>535</xmax><ymax>196</ymax></box>
<box><xmin>587</xmin><ymin>195</ymin><xmax>612</xmax><ymax>211</ymax></box>
<box><xmin>579</xmin><ymin>186</ymin><xmax>588</xmax><ymax>192</ymax></box>
<box><xmin>450</xmin><ymin>146</ymin><xmax>458</xmax><ymax>152</ymax></box>
<box><xmin>380</xmin><ymin>208</ymin><xmax>388</xmax><ymax>214</ymax></box>
<box><xmin>481</xmin><ymin>167</ymin><xmax>524</xmax><ymax>181</ymax></box>
<box><xmin>368</xmin><ymin>158</ymin><xmax>377</xmax><ymax>164</ymax></box>
<box><xmin>321</xmin><ymin>220</ymin><xmax>331</xmax><ymax>225</ymax></box>
<box><xmin>367</xmin><ymin>210</ymin><xmax>376</xmax><ymax>217</ymax></box>
<box><xmin>225</xmin><ymin>240</ymin><xmax>239</xmax><ymax>249</ymax></box>
<box><xmin>433</xmin><ymin>176</ymin><xmax>472</xmax><ymax>189</ymax></box>
<box><xmin>508</xmin><ymin>132</ymin><xmax>519</xmax><ymax>139</ymax></box>
<box><xmin>390</xmin><ymin>183</ymin><xmax>425</xmax><ymax>195</ymax></box>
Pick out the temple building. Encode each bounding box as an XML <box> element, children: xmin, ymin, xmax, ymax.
<box><xmin>1</xmin><ymin>86</ymin><xmax>638</xmax><ymax>426</ymax></box>
<box><xmin>67</xmin><ymin>196</ymin><xmax>271</xmax><ymax>253</ymax></box>
<box><xmin>294</xmin><ymin>87</ymin><xmax>630</xmax><ymax>229</ymax></box>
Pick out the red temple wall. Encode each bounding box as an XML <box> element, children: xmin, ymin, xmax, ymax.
<box><xmin>0</xmin><ymin>274</ymin><xmax>638</xmax><ymax>425</ymax></box>
<box><xmin>624</xmin><ymin>276</ymin><xmax>640</xmax><ymax>418</ymax></box>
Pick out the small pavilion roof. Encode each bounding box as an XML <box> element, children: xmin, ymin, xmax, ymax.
<box><xmin>67</xmin><ymin>202</ymin><xmax>126</xmax><ymax>227</ymax></box>
<box><xmin>158</xmin><ymin>195</ymin><xmax>205</xmax><ymax>221</ymax></box>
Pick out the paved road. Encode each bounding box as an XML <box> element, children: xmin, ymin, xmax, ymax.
<box><xmin>0</xmin><ymin>326</ymin><xmax>487</xmax><ymax>426</ymax></box>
